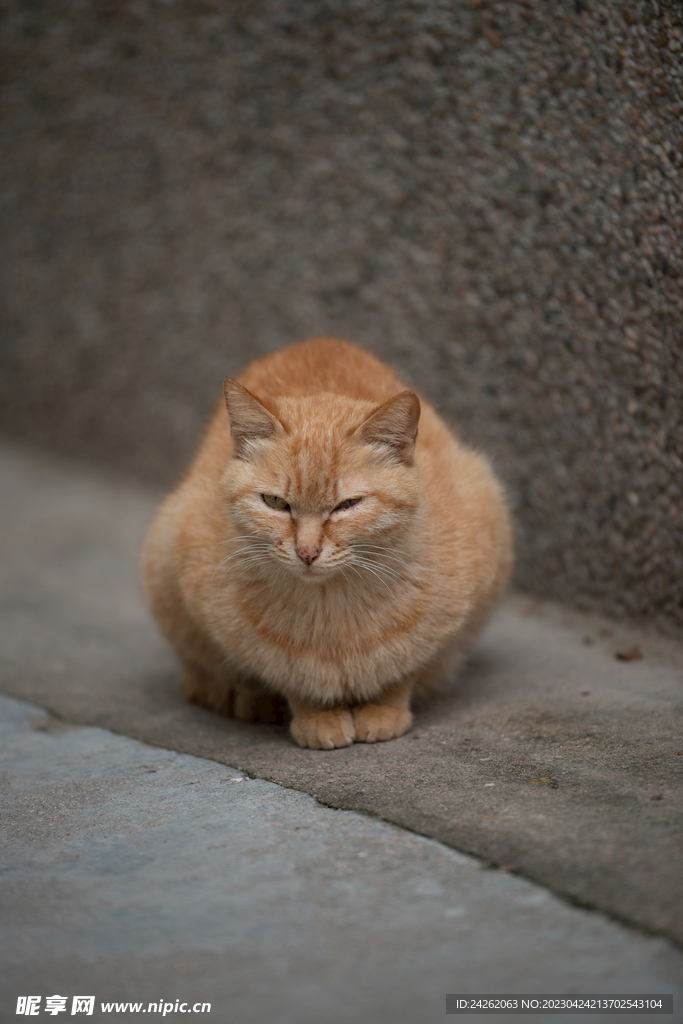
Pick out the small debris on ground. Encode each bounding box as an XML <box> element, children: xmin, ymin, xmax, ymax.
<box><xmin>650</xmin><ymin>793</ymin><xmax>664</xmax><ymax>800</ymax></box>
<box><xmin>616</xmin><ymin>644</ymin><xmax>643</xmax><ymax>661</ymax></box>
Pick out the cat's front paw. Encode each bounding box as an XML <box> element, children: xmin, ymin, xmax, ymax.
<box><xmin>290</xmin><ymin>709</ymin><xmax>356</xmax><ymax>749</ymax></box>
<box><xmin>353</xmin><ymin>705</ymin><xmax>413</xmax><ymax>743</ymax></box>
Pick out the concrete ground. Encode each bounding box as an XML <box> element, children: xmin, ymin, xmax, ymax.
<box><xmin>1</xmin><ymin>439</ymin><xmax>682</xmax><ymax>1022</ymax></box>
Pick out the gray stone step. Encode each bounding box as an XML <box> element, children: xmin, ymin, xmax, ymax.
<box><xmin>0</xmin><ymin>438</ymin><xmax>681</xmax><ymax>964</ymax></box>
<box><xmin>1</xmin><ymin>693</ymin><xmax>681</xmax><ymax>1024</ymax></box>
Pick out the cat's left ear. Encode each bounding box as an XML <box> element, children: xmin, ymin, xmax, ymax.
<box><xmin>223</xmin><ymin>379</ymin><xmax>283</xmax><ymax>459</ymax></box>
<box><xmin>355</xmin><ymin>390</ymin><xmax>420</xmax><ymax>465</ymax></box>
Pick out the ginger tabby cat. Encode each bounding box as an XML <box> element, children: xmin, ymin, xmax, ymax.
<box><xmin>142</xmin><ymin>339</ymin><xmax>513</xmax><ymax>748</ymax></box>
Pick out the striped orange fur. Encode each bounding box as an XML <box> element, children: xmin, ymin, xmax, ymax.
<box><xmin>141</xmin><ymin>338</ymin><xmax>513</xmax><ymax>748</ymax></box>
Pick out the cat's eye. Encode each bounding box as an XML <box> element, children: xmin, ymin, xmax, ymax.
<box><xmin>262</xmin><ymin>494</ymin><xmax>290</xmax><ymax>511</ymax></box>
<box><xmin>333</xmin><ymin>497</ymin><xmax>362</xmax><ymax>512</ymax></box>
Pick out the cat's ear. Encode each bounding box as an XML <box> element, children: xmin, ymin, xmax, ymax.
<box><xmin>355</xmin><ymin>390</ymin><xmax>421</xmax><ymax>465</ymax></box>
<box><xmin>223</xmin><ymin>379</ymin><xmax>283</xmax><ymax>459</ymax></box>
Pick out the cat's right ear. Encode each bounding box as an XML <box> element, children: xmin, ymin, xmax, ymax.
<box><xmin>223</xmin><ymin>379</ymin><xmax>282</xmax><ymax>460</ymax></box>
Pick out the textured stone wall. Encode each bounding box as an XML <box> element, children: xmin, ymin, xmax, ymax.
<box><xmin>1</xmin><ymin>0</ymin><xmax>682</xmax><ymax>632</ymax></box>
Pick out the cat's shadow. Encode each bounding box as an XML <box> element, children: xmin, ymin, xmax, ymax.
<box><xmin>138</xmin><ymin>643</ymin><xmax>504</xmax><ymax>748</ymax></box>
<box><xmin>414</xmin><ymin>647</ymin><xmax>503</xmax><ymax>727</ymax></box>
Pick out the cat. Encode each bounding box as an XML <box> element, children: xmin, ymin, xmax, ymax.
<box><xmin>141</xmin><ymin>338</ymin><xmax>513</xmax><ymax>749</ymax></box>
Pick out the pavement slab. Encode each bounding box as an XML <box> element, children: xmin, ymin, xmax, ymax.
<box><xmin>1</xmin><ymin>439</ymin><xmax>682</xmax><ymax>955</ymax></box>
<box><xmin>1</xmin><ymin>693</ymin><xmax>682</xmax><ymax>1024</ymax></box>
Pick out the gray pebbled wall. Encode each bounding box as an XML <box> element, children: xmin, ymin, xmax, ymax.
<box><xmin>1</xmin><ymin>0</ymin><xmax>682</xmax><ymax>633</ymax></box>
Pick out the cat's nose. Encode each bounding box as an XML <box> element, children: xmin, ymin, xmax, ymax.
<box><xmin>296</xmin><ymin>544</ymin><xmax>320</xmax><ymax>565</ymax></box>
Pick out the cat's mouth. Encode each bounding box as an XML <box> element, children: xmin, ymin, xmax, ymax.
<box><xmin>297</xmin><ymin>561</ymin><xmax>328</xmax><ymax>580</ymax></box>
<box><xmin>290</xmin><ymin>556</ymin><xmax>340</xmax><ymax>581</ymax></box>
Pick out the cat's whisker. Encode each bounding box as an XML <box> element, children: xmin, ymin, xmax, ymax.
<box><xmin>402</xmin><ymin>507</ymin><xmax>433</xmax><ymax>526</ymax></box>
<box><xmin>352</xmin><ymin>542</ymin><xmax>403</xmax><ymax>551</ymax></box>
<box><xmin>352</xmin><ymin>552</ymin><xmax>411</xmax><ymax>577</ymax></box>
<box><xmin>351</xmin><ymin>560</ymin><xmax>395</xmax><ymax>597</ymax></box>
<box><xmin>211</xmin><ymin>552</ymin><xmax>264</xmax><ymax>582</ymax></box>
<box><xmin>352</xmin><ymin>543</ymin><xmax>407</xmax><ymax>558</ymax></box>
<box><xmin>362</xmin><ymin>567</ymin><xmax>409</xmax><ymax>589</ymax></box>
<box><xmin>337</xmin><ymin>568</ymin><xmax>350</xmax><ymax>595</ymax></box>
<box><xmin>214</xmin><ymin>545</ymin><xmax>273</xmax><ymax>563</ymax></box>
<box><xmin>353</xmin><ymin>555</ymin><xmax>411</xmax><ymax>587</ymax></box>
<box><xmin>357</xmin><ymin>569</ymin><xmax>408</xmax><ymax>598</ymax></box>
<box><xmin>351</xmin><ymin>541</ymin><xmax>411</xmax><ymax>559</ymax></box>
<box><xmin>268</xmin><ymin>562</ymin><xmax>291</xmax><ymax>602</ymax></box>
<box><xmin>345</xmin><ymin>562</ymin><xmax>405</xmax><ymax>630</ymax></box>
<box><xmin>215</xmin><ymin>535</ymin><xmax>273</xmax><ymax>549</ymax></box>
<box><xmin>212</xmin><ymin>547</ymin><xmax>275</xmax><ymax>583</ymax></box>
<box><xmin>216</xmin><ymin>547</ymin><xmax>271</xmax><ymax>558</ymax></box>
<box><xmin>214</xmin><ymin>546</ymin><xmax>269</xmax><ymax>569</ymax></box>
<box><xmin>345</xmin><ymin>563</ymin><xmax>366</xmax><ymax>587</ymax></box>
<box><xmin>229</xmin><ymin>554</ymin><xmax>274</xmax><ymax>575</ymax></box>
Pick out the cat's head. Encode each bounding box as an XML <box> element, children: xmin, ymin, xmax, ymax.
<box><xmin>220</xmin><ymin>379</ymin><xmax>420</xmax><ymax>582</ymax></box>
